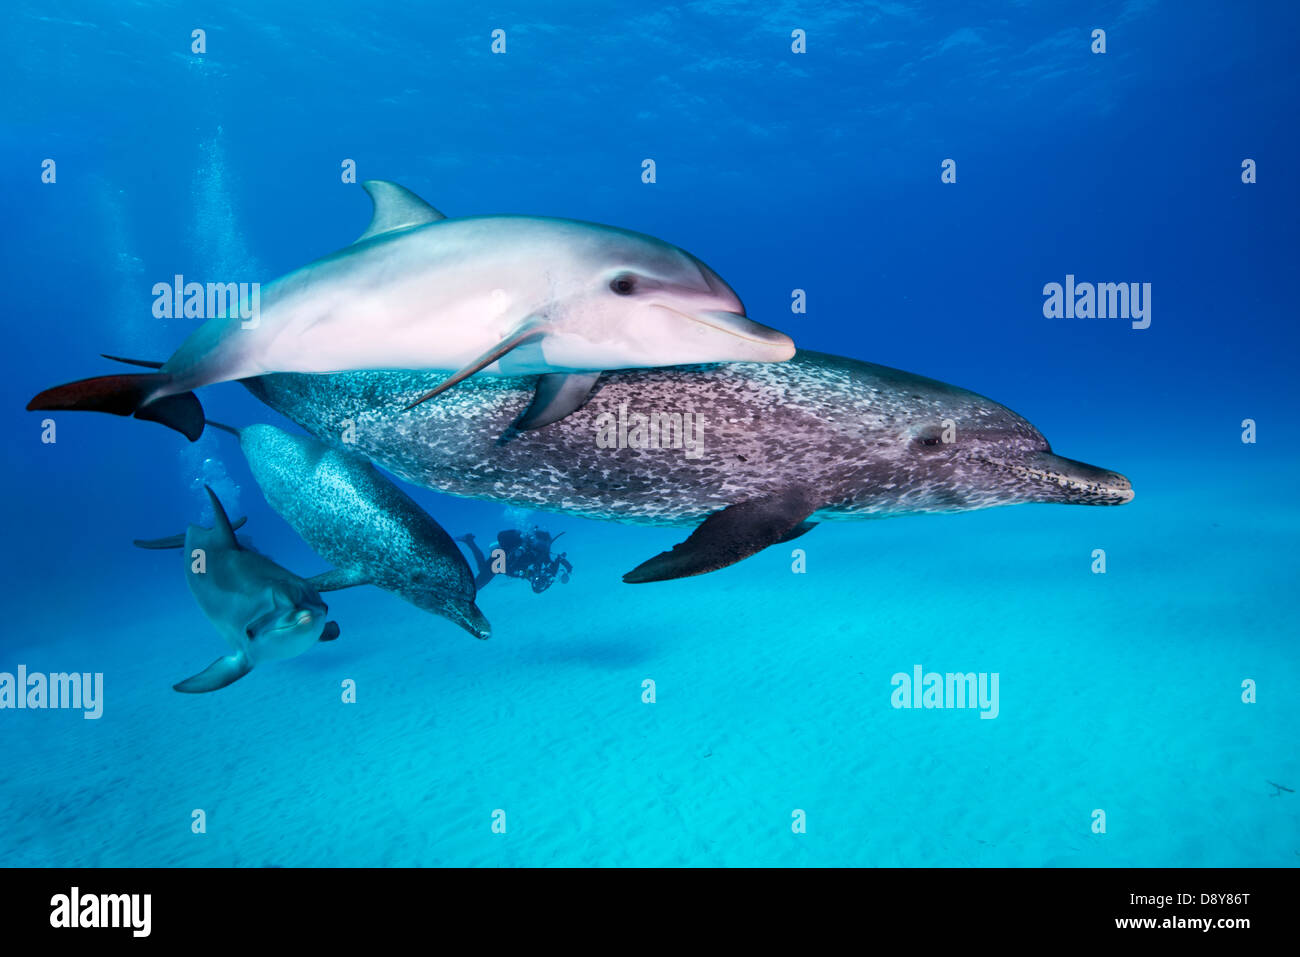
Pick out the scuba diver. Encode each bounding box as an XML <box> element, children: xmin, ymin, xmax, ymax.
<box><xmin>456</xmin><ymin>527</ymin><xmax>572</xmax><ymax>594</ymax></box>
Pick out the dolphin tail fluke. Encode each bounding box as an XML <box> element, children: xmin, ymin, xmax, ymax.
<box><xmin>27</xmin><ymin>372</ymin><xmax>204</xmax><ymax>441</ymax></box>
<box><xmin>135</xmin><ymin>392</ymin><xmax>204</xmax><ymax>438</ymax></box>
<box><xmin>173</xmin><ymin>652</ymin><xmax>253</xmax><ymax>693</ymax></box>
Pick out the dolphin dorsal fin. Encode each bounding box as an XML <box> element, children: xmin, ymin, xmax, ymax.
<box><xmin>204</xmin><ymin>485</ymin><xmax>239</xmax><ymax>549</ymax></box>
<box><xmin>355</xmin><ymin>180</ymin><xmax>446</xmax><ymax>243</ymax></box>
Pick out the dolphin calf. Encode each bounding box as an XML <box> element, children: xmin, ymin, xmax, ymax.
<box><xmin>243</xmin><ymin>351</ymin><xmax>1134</xmax><ymax>582</ymax></box>
<box><xmin>205</xmin><ymin>421</ymin><xmax>490</xmax><ymax>640</ymax></box>
<box><xmin>27</xmin><ymin>180</ymin><xmax>795</xmax><ymax>440</ymax></box>
<box><xmin>139</xmin><ymin>486</ymin><xmax>340</xmax><ymax>692</ymax></box>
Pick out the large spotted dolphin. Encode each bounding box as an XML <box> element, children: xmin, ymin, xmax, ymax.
<box><xmin>138</xmin><ymin>486</ymin><xmax>341</xmax><ymax>693</ymax></box>
<box><xmin>205</xmin><ymin>421</ymin><xmax>490</xmax><ymax>640</ymax></box>
<box><xmin>242</xmin><ymin>350</ymin><xmax>1134</xmax><ymax>582</ymax></box>
<box><xmin>27</xmin><ymin>180</ymin><xmax>794</xmax><ymax>439</ymax></box>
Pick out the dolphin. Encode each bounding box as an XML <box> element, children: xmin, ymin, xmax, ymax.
<box><xmin>242</xmin><ymin>351</ymin><xmax>1134</xmax><ymax>581</ymax></box>
<box><xmin>139</xmin><ymin>486</ymin><xmax>340</xmax><ymax>693</ymax></box>
<box><xmin>26</xmin><ymin>180</ymin><xmax>795</xmax><ymax>440</ymax></box>
<box><xmin>204</xmin><ymin>420</ymin><xmax>490</xmax><ymax>640</ymax></box>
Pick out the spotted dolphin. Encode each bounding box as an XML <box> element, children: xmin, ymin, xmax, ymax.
<box><xmin>138</xmin><ymin>486</ymin><xmax>340</xmax><ymax>693</ymax></box>
<box><xmin>27</xmin><ymin>180</ymin><xmax>795</xmax><ymax>439</ymax></box>
<box><xmin>206</xmin><ymin>421</ymin><xmax>490</xmax><ymax>640</ymax></box>
<box><xmin>243</xmin><ymin>350</ymin><xmax>1134</xmax><ymax>582</ymax></box>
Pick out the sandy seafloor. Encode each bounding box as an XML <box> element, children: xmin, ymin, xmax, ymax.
<box><xmin>1</xmin><ymin>448</ymin><xmax>1295</xmax><ymax>868</ymax></box>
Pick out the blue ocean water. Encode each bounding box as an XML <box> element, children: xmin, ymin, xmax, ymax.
<box><xmin>1</xmin><ymin>1</ymin><xmax>1297</xmax><ymax>866</ymax></box>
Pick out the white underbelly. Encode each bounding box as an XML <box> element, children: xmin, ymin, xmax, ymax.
<box><xmin>258</xmin><ymin>290</ymin><xmax>523</xmax><ymax>374</ymax></box>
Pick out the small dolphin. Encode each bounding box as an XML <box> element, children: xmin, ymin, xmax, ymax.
<box><xmin>207</xmin><ymin>421</ymin><xmax>490</xmax><ymax>640</ymax></box>
<box><xmin>140</xmin><ymin>486</ymin><xmax>340</xmax><ymax>693</ymax></box>
<box><xmin>27</xmin><ymin>180</ymin><xmax>795</xmax><ymax>439</ymax></box>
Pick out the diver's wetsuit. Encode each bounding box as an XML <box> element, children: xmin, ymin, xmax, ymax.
<box><xmin>457</xmin><ymin>529</ymin><xmax>573</xmax><ymax>593</ymax></box>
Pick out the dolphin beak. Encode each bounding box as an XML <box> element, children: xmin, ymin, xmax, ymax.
<box><xmin>454</xmin><ymin>601</ymin><xmax>492</xmax><ymax>640</ymax></box>
<box><xmin>1024</xmin><ymin>452</ymin><xmax>1135</xmax><ymax>505</ymax></box>
<box><xmin>664</xmin><ymin>307</ymin><xmax>796</xmax><ymax>359</ymax></box>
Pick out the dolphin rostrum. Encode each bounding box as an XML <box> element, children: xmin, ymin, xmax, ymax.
<box><xmin>137</xmin><ymin>486</ymin><xmax>340</xmax><ymax>693</ymax></box>
<box><xmin>205</xmin><ymin>420</ymin><xmax>490</xmax><ymax>640</ymax></box>
<box><xmin>27</xmin><ymin>180</ymin><xmax>795</xmax><ymax>440</ymax></box>
<box><xmin>243</xmin><ymin>351</ymin><xmax>1134</xmax><ymax>582</ymax></box>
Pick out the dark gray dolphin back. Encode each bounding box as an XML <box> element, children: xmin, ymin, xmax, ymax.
<box><xmin>235</xmin><ymin>424</ymin><xmax>489</xmax><ymax>638</ymax></box>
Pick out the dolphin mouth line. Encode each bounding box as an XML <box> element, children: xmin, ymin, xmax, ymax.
<box><xmin>263</xmin><ymin>612</ymin><xmax>318</xmax><ymax>636</ymax></box>
<box><xmin>976</xmin><ymin>455</ymin><xmax>1135</xmax><ymax>503</ymax></box>
<box><xmin>652</xmin><ymin>305</ymin><xmax>777</xmax><ymax>346</ymax></box>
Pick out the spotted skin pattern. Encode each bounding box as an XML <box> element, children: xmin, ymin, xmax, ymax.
<box><xmin>234</xmin><ymin>424</ymin><xmax>490</xmax><ymax>638</ymax></box>
<box><xmin>245</xmin><ymin>350</ymin><xmax>1132</xmax><ymax>530</ymax></box>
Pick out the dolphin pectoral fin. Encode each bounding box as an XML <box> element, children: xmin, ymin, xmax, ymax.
<box><xmin>776</xmin><ymin>520</ymin><xmax>819</xmax><ymax>544</ymax></box>
<box><xmin>319</xmin><ymin>621</ymin><xmax>341</xmax><ymax>642</ymax></box>
<box><xmin>134</xmin><ymin>515</ymin><xmax>247</xmax><ymax>549</ymax></box>
<box><xmin>355</xmin><ymin>180</ymin><xmax>447</xmax><ymax>244</ymax></box>
<box><xmin>306</xmin><ymin>567</ymin><xmax>372</xmax><ymax>592</ymax></box>
<box><xmin>27</xmin><ymin>373</ymin><xmax>205</xmax><ymax>441</ymax></box>
<box><xmin>403</xmin><ymin>321</ymin><xmax>551</xmax><ymax>411</ymax></box>
<box><xmin>173</xmin><ymin>652</ymin><xmax>253</xmax><ymax>693</ymax></box>
<box><xmin>513</xmin><ymin>372</ymin><xmax>602</xmax><ymax>430</ymax></box>
<box><xmin>623</xmin><ymin>491</ymin><xmax>820</xmax><ymax>583</ymax></box>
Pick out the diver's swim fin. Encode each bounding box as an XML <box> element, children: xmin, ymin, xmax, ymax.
<box><xmin>513</xmin><ymin>373</ymin><xmax>602</xmax><ymax>430</ymax></box>
<box><xmin>27</xmin><ymin>371</ymin><xmax>204</xmax><ymax>441</ymax></box>
<box><xmin>623</xmin><ymin>490</ymin><xmax>819</xmax><ymax>583</ymax></box>
<box><xmin>403</xmin><ymin>320</ymin><xmax>551</xmax><ymax>411</ymax></box>
<box><xmin>173</xmin><ymin>652</ymin><xmax>253</xmax><ymax>693</ymax></box>
<box><xmin>133</xmin><ymin>515</ymin><xmax>247</xmax><ymax>549</ymax></box>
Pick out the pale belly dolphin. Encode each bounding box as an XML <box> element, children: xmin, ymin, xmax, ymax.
<box><xmin>143</xmin><ymin>486</ymin><xmax>341</xmax><ymax>692</ymax></box>
<box><xmin>243</xmin><ymin>350</ymin><xmax>1134</xmax><ymax>582</ymax></box>
<box><xmin>205</xmin><ymin>421</ymin><xmax>490</xmax><ymax>640</ymax></box>
<box><xmin>27</xmin><ymin>180</ymin><xmax>794</xmax><ymax>440</ymax></box>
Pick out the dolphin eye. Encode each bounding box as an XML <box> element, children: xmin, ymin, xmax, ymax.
<box><xmin>609</xmin><ymin>274</ymin><xmax>637</xmax><ymax>295</ymax></box>
<box><xmin>912</xmin><ymin>425</ymin><xmax>947</xmax><ymax>449</ymax></box>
